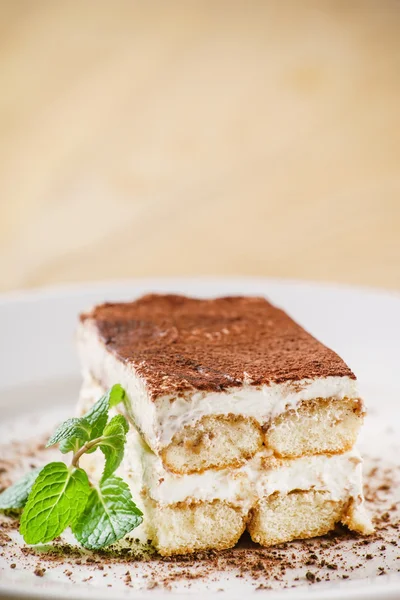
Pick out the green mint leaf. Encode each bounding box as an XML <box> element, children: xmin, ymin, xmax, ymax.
<box><xmin>100</xmin><ymin>415</ymin><xmax>129</xmax><ymax>481</ymax></box>
<box><xmin>108</xmin><ymin>384</ymin><xmax>126</xmax><ymax>409</ymax></box>
<box><xmin>0</xmin><ymin>468</ymin><xmax>41</xmax><ymax>511</ymax></box>
<box><xmin>20</xmin><ymin>463</ymin><xmax>90</xmax><ymax>544</ymax></box>
<box><xmin>72</xmin><ymin>475</ymin><xmax>142</xmax><ymax>550</ymax></box>
<box><xmin>82</xmin><ymin>384</ymin><xmax>125</xmax><ymax>440</ymax></box>
<box><xmin>46</xmin><ymin>417</ymin><xmax>91</xmax><ymax>448</ymax></box>
<box><xmin>59</xmin><ymin>437</ymin><xmax>81</xmax><ymax>455</ymax></box>
<box><xmin>62</xmin><ymin>385</ymin><xmax>126</xmax><ymax>454</ymax></box>
<box><xmin>109</xmin><ymin>413</ymin><xmax>129</xmax><ymax>434</ymax></box>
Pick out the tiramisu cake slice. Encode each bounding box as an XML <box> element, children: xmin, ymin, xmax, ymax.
<box><xmin>77</xmin><ymin>294</ymin><xmax>373</xmax><ymax>555</ymax></box>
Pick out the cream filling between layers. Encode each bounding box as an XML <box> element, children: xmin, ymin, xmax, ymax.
<box><xmin>119</xmin><ymin>425</ymin><xmax>365</xmax><ymax>511</ymax></box>
<box><xmin>77</xmin><ymin>321</ymin><xmax>359</xmax><ymax>454</ymax></box>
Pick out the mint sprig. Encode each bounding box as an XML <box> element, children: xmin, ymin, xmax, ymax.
<box><xmin>58</xmin><ymin>384</ymin><xmax>126</xmax><ymax>455</ymax></box>
<box><xmin>0</xmin><ymin>384</ymin><xmax>143</xmax><ymax>550</ymax></box>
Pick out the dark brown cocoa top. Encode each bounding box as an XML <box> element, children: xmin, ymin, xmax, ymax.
<box><xmin>80</xmin><ymin>294</ymin><xmax>355</xmax><ymax>400</ymax></box>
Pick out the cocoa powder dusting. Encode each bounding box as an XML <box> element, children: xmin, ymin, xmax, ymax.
<box><xmin>80</xmin><ymin>295</ymin><xmax>355</xmax><ymax>399</ymax></box>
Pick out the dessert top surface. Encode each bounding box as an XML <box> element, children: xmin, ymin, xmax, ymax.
<box><xmin>80</xmin><ymin>294</ymin><xmax>355</xmax><ymax>399</ymax></box>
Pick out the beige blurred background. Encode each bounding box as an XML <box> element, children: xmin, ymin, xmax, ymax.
<box><xmin>0</xmin><ymin>0</ymin><xmax>399</xmax><ymax>293</ymax></box>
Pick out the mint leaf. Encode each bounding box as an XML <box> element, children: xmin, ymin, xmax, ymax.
<box><xmin>20</xmin><ymin>463</ymin><xmax>90</xmax><ymax>544</ymax></box>
<box><xmin>62</xmin><ymin>385</ymin><xmax>126</xmax><ymax>454</ymax></box>
<box><xmin>46</xmin><ymin>417</ymin><xmax>91</xmax><ymax>448</ymax></box>
<box><xmin>59</xmin><ymin>437</ymin><xmax>81</xmax><ymax>455</ymax></box>
<box><xmin>85</xmin><ymin>384</ymin><xmax>125</xmax><ymax>438</ymax></box>
<box><xmin>106</xmin><ymin>413</ymin><xmax>129</xmax><ymax>434</ymax></box>
<box><xmin>100</xmin><ymin>415</ymin><xmax>129</xmax><ymax>481</ymax></box>
<box><xmin>108</xmin><ymin>384</ymin><xmax>126</xmax><ymax>409</ymax></box>
<box><xmin>0</xmin><ymin>469</ymin><xmax>41</xmax><ymax>511</ymax></box>
<box><xmin>72</xmin><ymin>476</ymin><xmax>142</xmax><ymax>549</ymax></box>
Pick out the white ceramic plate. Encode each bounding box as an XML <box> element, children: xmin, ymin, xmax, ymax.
<box><xmin>0</xmin><ymin>278</ymin><xmax>399</xmax><ymax>600</ymax></box>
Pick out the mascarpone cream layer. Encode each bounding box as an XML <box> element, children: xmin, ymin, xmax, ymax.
<box><xmin>120</xmin><ymin>426</ymin><xmax>365</xmax><ymax>509</ymax></box>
